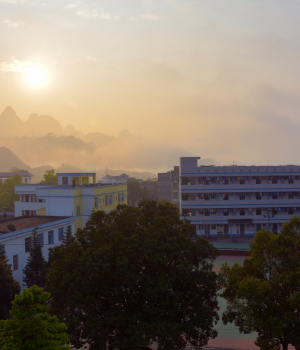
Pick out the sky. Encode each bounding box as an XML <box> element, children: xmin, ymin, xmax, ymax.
<box><xmin>1</xmin><ymin>0</ymin><xmax>300</xmax><ymax>168</ymax></box>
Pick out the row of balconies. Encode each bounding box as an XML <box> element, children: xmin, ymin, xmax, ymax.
<box><xmin>181</xmin><ymin>196</ymin><xmax>300</xmax><ymax>204</ymax></box>
<box><xmin>182</xmin><ymin>212</ymin><xmax>296</xmax><ymax>220</ymax></box>
<box><xmin>181</xmin><ymin>179</ymin><xmax>300</xmax><ymax>188</ymax></box>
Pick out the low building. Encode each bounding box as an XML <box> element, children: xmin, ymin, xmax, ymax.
<box><xmin>0</xmin><ymin>170</ymin><xmax>33</xmax><ymax>184</ymax></box>
<box><xmin>99</xmin><ymin>173</ymin><xmax>136</xmax><ymax>185</ymax></box>
<box><xmin>14</xmin><ymin>172</ymin><xmax>128</xmax><ymax>231</ymax></box>
<box><xmin>0</xmin><ymin>215</ymin><xmax>74</xmax><ymax>286</ymax></box>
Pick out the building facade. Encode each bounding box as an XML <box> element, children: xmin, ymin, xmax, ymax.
<box><xmin>0</xmin><ymin>215</ymin><xmax>74</xmax><ymax>286</ymax></box>
<box><xmin>180</xmin><ymin>157</ymin><xmax>300</xmax><ymax>237</ymax></box>
<box><xmin>0</xmin><ymin>170</ymin><xmax>33</xmax><ymax>184</ymax></box>
<box><xmin>14</xmin><ymin>172</ymin><xmax>128</xmax><ymax>231</ymax></box>
<box><xmin>158</xmin><ymin>166</ymin><xmax>179</xmax><ymax>206</ymax></box>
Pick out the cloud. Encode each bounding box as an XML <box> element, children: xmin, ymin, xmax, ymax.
<box><xmin>74</xmin><ymin>8</ymin><xmax>98</xmax><ymax>18</ymax></box>
<box><xmin>99</xmin><ymin>12</ymin><xmax>119</xmax><ymax>20</ymax></box>
<box><xmin>0</xmin><ymin>59</ymin><xmax>32</xmax><ymax>72</ymax></box>
<box><xmin>140</xmin><ymin>14</ymin><xmax>160</xmax><ymax>21</ymax></box>
<box><xmin>2</xmin><ymin>19</ymin><xmax>22</xmax><ymax>27</ymax></box>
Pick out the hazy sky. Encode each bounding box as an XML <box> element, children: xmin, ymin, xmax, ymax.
<box><xmin>1</xmin><ymin>0</ymin><xmax>300</xmax><ymax>166</ymax></box>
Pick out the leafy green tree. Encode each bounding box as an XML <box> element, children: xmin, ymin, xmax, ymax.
<box><xmin>127</xmin><ymin>179</ymin><xmax>151</xmax><ymax>206</ymax></box>
<box><xmin>62</xmin><ymin>225</ymin><xmax>72</xmax><ymax>246</ymax></box>
<box><xmin>46</xmin><ymin>200</ymin><xmax>220</xmax><ymax>350</ymax></box>
<box><xmin>40</xmin><ymin>169</ymin><xmax>58</xmax><ymax>184</ymax></box>
<box><xmin>0</xmin><ymin>244</ymin><xmax>9</xmax><ymax>265</ymax></box>
<box><xmin>0</xmin><ymin>259</ymin><xmax>20</xmax><ymax>320</ymax></box>
<box><xmin>0</xmin><ymin>175</ymin><xmax>22</xmax><ymax>210</ymax></box>
<box><xmin>220</xmin><ymin>216</ymin><xmax>300</xmax><ymax>350</ymax></box>
<box><xmin>0</xmin><ymin>285</ymin><xmax>70</xmax><ymax>349</ymax></box>
<box><xmin>23</xmin><ymin>228</ymin><xmax>48</xmax><ymax>288</ymax></box>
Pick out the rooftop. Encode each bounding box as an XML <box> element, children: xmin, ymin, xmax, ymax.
<box><xmin>0</xmin><ymin>172</ymin><xmax>33</xmax><ymax>176</ymax></box>
<box><xmin>0</xmin><ymin>216</ymin><xmax>69</xmax><ymax>235</ymax></box>
<box><xmin>57</xmin><ymin>172</ymin><xmax>96</xmax><ymax>176</ymax></box>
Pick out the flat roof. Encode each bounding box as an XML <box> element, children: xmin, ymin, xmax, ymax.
<box><xmin>0</xmin><ymin>216</ymin><xmax>70</xmax><ymax>235</ymax></box>
<box><xmin>0</xmin><ymin>172</ymin><xmax>33</xmax><ymax>176</ymax></box>
<box><xmin>57</xmin><ymin>173</ymin><xmax>96</xmax><ymax>176</ymax></box>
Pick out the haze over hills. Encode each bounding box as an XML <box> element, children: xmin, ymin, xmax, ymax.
<box><xmin>0</xmin><ymin>147</ymin><xmax>157</xmax><ymax>183</ymax></box>
<box><xmin>0</xmin><ymin>106</ymin><xmax>221</xmax><ymax>173</ymax></box>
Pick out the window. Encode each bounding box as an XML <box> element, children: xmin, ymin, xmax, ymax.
<box><xmin>109</xmin><ymin>195</ymin><xmax>113</xmax><ymax>205</ymax></box>
<box><xmin>25</xmin><ymin>237</ymin><xmax>31</xmax><ymax>252</ymax></box>
<box><xmin>39</xmin><ymin>199</ymin><xmax>43</xmax><ymax>203</ymax></box>
<box><xmin>25</xmin><ymin>195</ymin><xmax>29</xmax><ymax>202</ymax></box>
<box><xmin>25</xmin><ymin>178</ymin><xmax>28</xmax><ymax>183</ymax></box>
<box><xmin>76</xmin><ymin>205</ymin><xmax>80</xmax><ymax>216</ymax></box>
<box><xmin>13</xmin><ymin>255</ymin><xmax>18</xmax><ymax>271</ymax></box>
<box><xmin>122</xmin><ymin>193</ymin><xmax>125</xmax><ymax>202</ymax></box>
<box><xmin>211</xmin><ymin>225</ymin><xmax>216</xmax><ymax>230</ymax></box>
<box><xmin>58</xmin><ymin>227</ymin><xmax>63</xmax><ymax>241</ymax></box>
<box><xmin>173</xmin><ymin>183</ymin><xmax>178</xmax><ymax>190</ymax></box>
<box><xmin>118</xmin><ymin>193</ymin><xmax>121</xmax><ymax>202</ymax></box>
<box><xmin>37</xmin><ymin>233</ymin><xmax>44</xmax><ymax>247</ymax></box>
<box><xmin>95</xmin><ymin>197</ymin><xmax>99</xmax><ymax>208</ymax></box>
<box><xmin>105</xmin><ymin>195</ymin><xmax>108</xmax><ymax>205</ymax></box>
<box><xmin>173</xmin><ymin>193</ymin><xmax>178</xmax><ymax>199</ymax></box>
<box><xmin>48</xmin><ymin>231</ymin><xmax>54</xmax><ymax>245</ymax></box>
<box><xmin>62</xmin><ymin>177</ymin><xmax>68</xmax><ymax>185</ymax></box>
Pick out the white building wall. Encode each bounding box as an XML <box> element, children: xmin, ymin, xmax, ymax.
<box><xmin>0</xmin><ymin>218</ymin><xmax>74</xmax><ymax>287</ymax></box>
<box><xmin>38</xmin><ymin>187</ymin><xmax>75</xmax><ymax>217</ymax></box>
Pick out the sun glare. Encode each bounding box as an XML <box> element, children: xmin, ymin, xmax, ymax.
<box><xmin>25</xmin><ymin>67</ymin><xmax>48</xmax><ymax>88</ymax></box>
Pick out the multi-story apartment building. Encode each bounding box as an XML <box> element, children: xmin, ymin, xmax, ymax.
<box><xmin>14</xmin><ymin>172</ymin><xmax>128</xmax><ymax>231</ymax></box>
<box><xmin>158</xmin><ymin>166</ymin><xmax>179</xmax><ymax>206</ymax></box>
<box><xmin>0</xmin><ymin>170</ymin><xmax>33</xmax><ymax>184</ymax></box>
<box><xmin>180</xmin><ymin>157</ymin><xmax>300</xmax><ymax>237</ymax></box>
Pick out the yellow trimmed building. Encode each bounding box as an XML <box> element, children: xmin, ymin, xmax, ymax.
<box><xmin>14</xmin><ymin>172</ymin><xmax>127</xmax><ymax>231</ymax></box>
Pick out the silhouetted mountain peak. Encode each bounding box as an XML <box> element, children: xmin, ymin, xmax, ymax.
<box><xmin>119</xmin><ymin>129</ymin><xmax>132</xmax><ymax>140</ymax></box>
<box><xmin>2</xmin><ymin>106</ymin><xmax>17</xmax><ymax>117</ymax></box>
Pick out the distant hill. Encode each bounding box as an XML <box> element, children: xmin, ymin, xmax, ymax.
<box><xmin>0</xmin><ymin>147</ymin><xmax>157</xmax><ymax>183</ymax></box>
<box><xmin>0</xmin><ymin>106</ymin><xmax>122</xmax><ymax>143</ymax></box>
<box><xmin>0</xmin><ymin>147</ymin><xmax>31</xmax><ymax>171</ymax></box>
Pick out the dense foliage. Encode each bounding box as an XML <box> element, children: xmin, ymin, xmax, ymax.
<box><xmin>23</xmin><ymin>228</ymin><xmax>48</xmax><ymax>288</ymax></box>
<box><xmin>0</xmin><ymin>253</ymin><xmax>20</xmax><ymax>320</ymax></box>
<box><xmin>46</xmin><ymin>200</ymin><xmax>220</xmax><ymax>350</ymax></box>
<box><xmin>127</xmin><ymin>179</ymin><xmax>151</xmax><ymax>206</ymax></box>
<box><xmin>0</xmin><ymin>285</ymin><xmax>70</xmax><ymax>349</ymax></box>
<box><xmin>220</xmin><ymin>216</ymin><xmax>300</xmax><ymax>350</ymax></box>
<box><xmin>40</xmin><ymin>169</ymin><xmax>58</xmax><ymax>184</ymax></box>
<box><xmin>0</xmin><ymin>174</ymin><xmax>22</xmax><ymax>210</ymax></box>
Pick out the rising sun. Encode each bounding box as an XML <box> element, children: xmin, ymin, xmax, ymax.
<box><xmin>25</xmin><ymin>67</ymin><xmax>48</xmax><ymax>88</ymax></box>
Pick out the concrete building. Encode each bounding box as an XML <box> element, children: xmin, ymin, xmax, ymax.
<box><xmin>158</xmin><ymin>166</ymin><xmax>179</xmax><ymax>206</ymax></box>
<box><xmin>0</xmin><ymin>170</ymin><xmax>33</xmax><ymax>184</ymax></box>
<box><xmin>0</xmin><ymin>215</ymin><xmax>74</xmax><ymax>286</ymax></box>
<box><xmin>99</xmin><ymin>173</ymin><xmax>135</xmax><ymax>185</ymax></box>
<box><xmin>179</xmin><ymin>157</ymin><xmax>300</xmax><ymax>237</ymax></box>
<box><xmin>14</xmin><ymin>172</ymin><xmax>128</xmax><ymax>231</ymax></box>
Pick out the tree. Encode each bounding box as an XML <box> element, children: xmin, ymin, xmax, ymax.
<box><xmin>40</xmin><ymin>169</ymin><xmax>58</xmax><ymax>184</ymax></box>
<box><xmin>0</xmin><ymin>175</ymin><xmax>22</xmax><ymax>210</ymax></box>
<box><xmin>127</xmin><ymin>179</ymin><xmax>151</xmax><ymax>206</ymax></box>
<box><xmin>220</xmin><ymin>216</ymin><xmax>300</xmax><ymax>350</ymax></box>
<box><xmin>23</xmin><ymin>228</ymin><xmax>48</xmax><ymax>288</ymax></box>
<box><xmin>0</xmin><ymin>256</ymin><xmax>20</xmax><ymax>320</ymax></box>
<box><xmin>0</xmin><ymin>244</ymin><xmax>9</xmax><ymax>265</ymax></box>
<box><xmin>62</xmin><ymin>225</ymin><xmax>72</xmax><ymax>246</ymax></box>
<box><xmin>46</xmin><ymin>200</ymin><xmax>220</xmax><ymax>350</ymax></box>
<box><xmin>0</xmin><ymin>285</ymin><xmax>70</xmax><ymax>349</ymax></box>
<box><xmin>9</xmin><ymin>167</ymin><xmax>28</xmax><ymax>173</ymax></box>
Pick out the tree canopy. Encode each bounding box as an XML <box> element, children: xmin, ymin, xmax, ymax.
<box><xmin>0</xmin><ymin>285</ymin><xmax>70</xmax><ymax>349</ymax></box>
<box><xmin>0</xmin><ymin>253</ymin><xmax>20</xmax><ymax>320</ymax></box>
<box><xmin>220</xmin><ymin>216</ymin><xmax>300</xmax><ymax>350</ymax></box>
<box><xmin>0</xmin><ymin>174</ymin><xmax>22</xmax><ymax>210</ymax></box>
<box><xmin>127</xmin><ymin>179</ymin><xmax>151</xmax><ymax>206</ymax></box>
<box><xmin>40</xmin><ymin>169</ymin><xmax>58</xmax><ymax>184</ymax></box>
<box><xmin>23</xmin><ymin>228</ymin><xmax>48</xmax><ymax>288</ymax></box>
<box><xmin>46</xmin><ymin>200</ymin><xmax>220</xmax><ymax>350</ymax></box>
